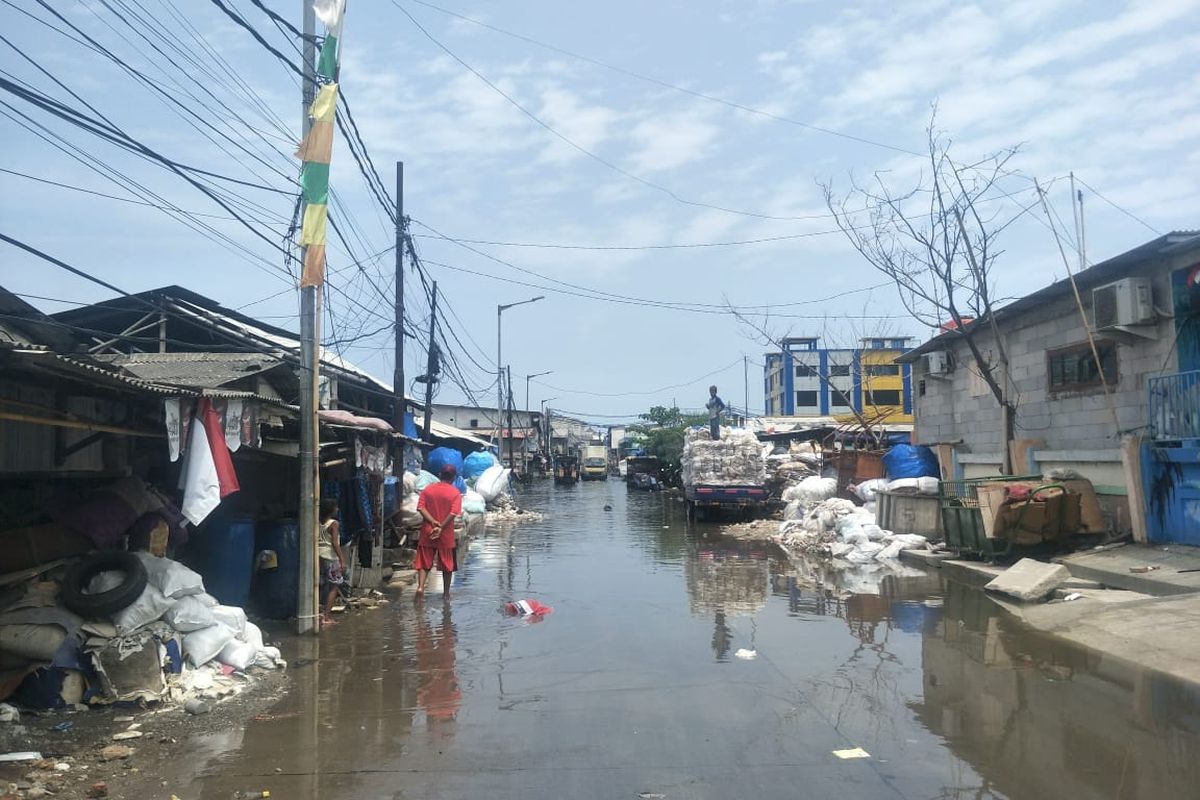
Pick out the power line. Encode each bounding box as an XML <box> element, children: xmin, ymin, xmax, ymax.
<box><xmin>532</xmin><ymin>358</ymin><xmax>744</xmax><ymax>398</ymax></box>
<box><xmin>391</xmin><ymin>1</ymin><xmax>848</xmax><ymax>223</ymax></box>
<box><xmin>401</xmin><ymin>0</ymin><xmax>923</xmax><ymax>158</ymax></box>
<box><xmin>1074</xmin><ymin>176</ymin><xmax>1163</xmax><ymax>237</ymax></box>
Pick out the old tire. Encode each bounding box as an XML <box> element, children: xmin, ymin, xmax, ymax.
<box><xmin>60</xmin><ymin>551</ymin><xmax>148</xmax><ymax>618</ymax></box>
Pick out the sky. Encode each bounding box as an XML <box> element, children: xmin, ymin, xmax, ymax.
<box><xmin>2</xmin><ymin>0</ymin><xmax>1198</xmax><ymax>422</ymax></box>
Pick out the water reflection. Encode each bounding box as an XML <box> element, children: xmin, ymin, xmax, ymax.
<box><xmin>415</xmin><ymin>603</ymin><xmax>460</xmax><ymax>741</ymax></box>
<box><xmin>913</xmin><ymin>580</ymin><xmax>1200</xmax><ymax>800</ymax></box>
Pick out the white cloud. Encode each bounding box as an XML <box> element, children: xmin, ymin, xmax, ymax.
<box><xmin>626</xmin><ymin>108</ymin><xmax>721</xmax><ymax>172</ymax></box>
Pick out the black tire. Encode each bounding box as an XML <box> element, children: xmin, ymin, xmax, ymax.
<box><xmin>60</xmin><ymin>551</ymin><xmax>148</xmax><ymax>618</ymax></box>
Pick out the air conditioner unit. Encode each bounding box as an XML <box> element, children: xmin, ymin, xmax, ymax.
<box><xmin>1093</xmin><ymin>277</ymin><xmax>1155</xmax><ymax>328</ymax></box>
<box><xmin>925</xmin><ymin>350</ymin><xmax>952</xmax><ymax>375</ymax></box>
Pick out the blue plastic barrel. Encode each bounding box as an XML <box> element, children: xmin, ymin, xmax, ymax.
<box><xmin>190</xmin><ymin>513</ymin><xmax>255</xmax><ymax>608</ymax></box>
<box><xmin>254</xmin><ymin>518</ymin><xmax>299</xmax><ymax>619</ymax></box>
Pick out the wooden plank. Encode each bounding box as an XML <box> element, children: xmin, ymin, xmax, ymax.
<box><xmin>1121</xmin><ymin>433</ymin><xmax>1148</xmax><ymax>543</ymax></box>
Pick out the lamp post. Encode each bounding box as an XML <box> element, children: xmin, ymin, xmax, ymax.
<box><xmin>497</xmin><ymin>296</ymin><xmax>544</xmax><ymax>447</ymax></box>
<box><xmin>525</xmin><ymin>370</ymin><xmax>552</xmax><ymax>433</ymax></box>
<box><xmin>540</xmin><ymin>397</ymin><xmax>557</xmax><ymax>460</ymax></box>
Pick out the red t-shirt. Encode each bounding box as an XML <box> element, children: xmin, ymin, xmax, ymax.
<box><xmin>417</xmin><ymin>481</ymin><xmax>463</xmax><ymax>548</ymax></box>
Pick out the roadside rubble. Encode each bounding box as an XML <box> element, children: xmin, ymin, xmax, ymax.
<box><xmin>0</xmin><ymin>550</ymin><xmax>286</xmax><ymax>777</ymax></box>
<box><xmin>984</xmin><ymin>558</ymin><xmax>1072</xmax><ymax>601</ymax></box>
<box><xmin>393</xmin><ymin>451</ymin><xmax>543</xmax><ymax>538</ymax></box>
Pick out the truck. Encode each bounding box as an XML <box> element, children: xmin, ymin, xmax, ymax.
<box><xmin>581</xmin><ymin>445</ymin><xmax>609</xmax><ymax>480</ymax></box>
<box><xmin>681</xmin><ymin>428</ymin><xmax>767</xmax><ymax>520</ymax></box>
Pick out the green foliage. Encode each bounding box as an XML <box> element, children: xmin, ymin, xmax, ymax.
<box><xmin>629</xmin><ymin>405</ymin><xmax>707</xmax><ymax>473</ymax></box>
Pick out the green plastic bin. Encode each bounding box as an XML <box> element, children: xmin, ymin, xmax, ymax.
<box><xmin>939</xmin><ymin>476</ymin><xmax>1040</xmax><ymax>559</ymax></box>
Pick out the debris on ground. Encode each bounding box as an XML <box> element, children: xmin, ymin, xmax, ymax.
<box><xmin>99</xmin><ymin>745</ymin><xmax>134</xmax><ymax>761</ymax></box>
<box><xmin>832</xmin><ymin>747</ymin><xmax>871</xmax><ymax>760</ymax></box>
<box><xmin>985</xmin><ymin>558</ymin><xmax>1071</xmax><ymax>601</ymax></box>
<box><xmin>734</xmin><ymin>648</ymin><xmax>757</xmax><ymax>660</ymax></box>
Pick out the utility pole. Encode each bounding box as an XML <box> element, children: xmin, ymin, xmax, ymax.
<box><xmin>743</xmin><ymin>355</ymin><xmax>749</xmax><ymax>426</ymax></box>
<box><xmin>421</xmin><ymin>282</ymin><xmax>438</xmax><ymax>441</ymax></box>
<box><xmin>506</xmin><ymin>367</ymin><xmax>515</xmax><ymax>470</ymax></box>
<box><xmin>393</xmin><ymin>161</ymin><xmax>405</xmax><ymax>432</ymax></box>
<box><xmin>296</xmin><ymin>0</ymin><xmax>319</xmax><ymax>635</ymax></box>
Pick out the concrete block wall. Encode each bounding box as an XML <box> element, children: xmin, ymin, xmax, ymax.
<box><xmin>913</xmin><ymin>261</ymin><xmax>1179</xmax><ymax>455</ymax></box>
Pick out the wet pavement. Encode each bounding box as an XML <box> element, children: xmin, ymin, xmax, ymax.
<box><xmin>131</xmin><ymin>480</ymin><xmax>1200</xmax><ymax>799</ymax></box>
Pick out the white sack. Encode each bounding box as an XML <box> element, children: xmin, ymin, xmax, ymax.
<box><xmin>463</xmin><ymin>489</ymin><xmax>486</xmax><ymax>515</ymax></box>
<box><xmin>681</xmin><ymin>428</ymin><xmax>766</xmax><ymax>487</ymax></box>
<box><xmin>476</xmin><ymin>465</ymin><xmax>511</xmax><ymax>502</ymax></box>
<box><xmin>783</xmin><ymin>499</ymin><xmax>804</xmax><ymax>521</ymax></box>
<box><xmin>399</xmin><ymin>494</ymin><xmax>422</xmax><ymax>528</ymax></box>
<box><xmin>135</xmin><ymin>553</ymin><xmax>204</xmax><ymax>599</ymax></box>
<box><xmin>238</xmin><ymin>621</ymin><xmax>265</xmax><ymax>651</ymax></box>
<box><xmin>162</xmin><ymin>595</ymin><xmax>216</xmax><ymax>632</ymax></box>
<box><xmin>217</xmin><ymin>638</ymin><xmax>257</xmax><ymax>671</ymax></box>
<box><xmin>112</xmin><ymin>584</ymin><xmax>174</xmax><ymax>635</ymax></box>
<box><xmin>851</xmin><ymin>478</ymin><xmax>889</xmax><ymax>503</ymax></box>
<box><xmin>184</xmin><ymin>623</ymin><xmax>235</xmax><ymax>667</ymax></box>
<box><xmin>211</xmin><ymin>605</ymin><xmax>246</xmax><ymax>635</ymax></box>
<box><xmin>402</xmin><ymin>471</ymin><xmax>416</xmax><ymax>494</ymax></box>
<box><xmin>194</xmin><ymin>593</ymin><xmax>219</xmax><ymax>608</ymax></box>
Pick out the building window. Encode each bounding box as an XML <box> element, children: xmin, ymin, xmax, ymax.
<box><xmin>1048</xmin><ymin>341</ymin><xmax>1118</xmax><ymax>392</ymax></box>
<box><xmin>918</xmin><ymin>380</ymin><xmax>926</xmax><ymax>397</ymax></box>
<box><xmin>469</xmin><ymin>419</ymin><xmax>479</xmax><ymax>428</ymax></box>
<box><xmin>795</xmin><ymin>390</ymin><xmax>819</xmax><ymax>407</ymax></box>
<box><xmin>829</xmin><ymin>364</ymin><xmax>851</xmax><ymax>377</ymax></box>
<box><xmin>795</xmin><ymin>364</ymin><xmax>817</xmax><ymax>378</ymax></box>
<box><xmin>866</xmin><ymin>389</ymin><xmax>902</xmax><ymax>406</ymax></box>
<box><xmin>865</xmin><ymin>364</ymin><xmax>900</xmax><ymax>377</ymax></box>
<box><xmin>830</xmin><ymin>388</ymin><xmax>852</xmax><ymax>407</ymax></box>
<box><xmin>869</xmin><ymin>339</ymin><xmax>885</xmax><ymax>349</ymax></box>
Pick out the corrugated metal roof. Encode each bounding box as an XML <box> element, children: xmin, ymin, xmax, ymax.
<box><xmin>899</xmin><ymin>231</ymin><xmax>1200</xmax><ymax>362</ymax></box>
<box><xmin>428</xmin><ymin>419</ymin><xmax>493</xmax><ymax>448</ymax></box>
<box><xmin>93</xmin><ymin>352</ymin><xmax>286</xmax><ymax>389</ymax></box>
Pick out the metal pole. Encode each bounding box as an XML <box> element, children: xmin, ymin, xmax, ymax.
<box><xmin>421</xmin><ymin>282</ymin><xmax>438</xmax><ymax>441</ymax></box>
<box><xmin>507</xmin><ymin>367</ymin><xmax>515</xmax><ymax>470</ymax></box>
<box><xmin>393</xmin><ymin>161</ymin><xmax>405</xmax><ymax>431</ymax></box>
<box><xmin>297</xmin><ymin>0</ymin><xmax>319</xmax><ymax>636</ymax></box>
<box><xmin>496</xmin><ymin>305</ymin><xmax>503</xmax><ymax>446</ymax></box>
<box><xmin>743</xmin><ymin>355</ymin><xmax>749</xmax><ymax>425</ymax></box>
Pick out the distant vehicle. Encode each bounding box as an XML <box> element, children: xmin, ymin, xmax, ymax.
<box><xmin>629</xmin><ymin>472</ymin><xmax>661</xmax><ymax>491</ymax></box>
<box><xmin>554</xmin><ymin>454</ymin><xmax>580</xmax><ymax>485</ymax></box>
<box><xmin>625</xmin><ymin>455</ymin><xmax>663</xmax><ymax>490</ymax></box>
<box><xmin>618</xmin><ymin>459</ymin><xmax>628</xmax><ymax>479</ymax></box>
<box><xmin>582</xmin><ymin>445</ymin><xmax>608</xmax><ymax>480</ymax></box>
<box><xmin>682</xmin><ymin>442</ymin><xmax>767</xmax><ymax>522</ymax></box>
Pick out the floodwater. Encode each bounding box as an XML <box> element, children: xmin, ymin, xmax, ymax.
<box><xmin>136</xmin><ymin>480</ymin><xmax>1200</xmax><ymax>799</ymax></box>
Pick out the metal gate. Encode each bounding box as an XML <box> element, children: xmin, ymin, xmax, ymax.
<box><xmin>1145</xmin><ymin>371</ymin><xmax>1200</xmax><ymax>545</ymax></box>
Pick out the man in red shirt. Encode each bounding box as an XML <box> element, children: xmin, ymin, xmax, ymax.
<box><xmin>415</xmin><ymin>464</ymin><xmax>463</xmax><ymax>598</ymax></box>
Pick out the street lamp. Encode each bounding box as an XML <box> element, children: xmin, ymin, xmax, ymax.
<box><xmin>525</xmin><ymin>370</ymin><xmax>553</xmax><ymax>426</ymax></box>
<box><xmin>497</xmin><ymin>296</ymin><xmax>544</xmax><ymax>439</ymax></box>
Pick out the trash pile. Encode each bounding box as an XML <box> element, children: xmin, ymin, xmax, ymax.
<box><xmin>392</xmin><ymin>448</ymin><xmax>540</xmax><ymax>536</ymax></box>
<box><xmin>0</xmin><ymin>550</ymin><xmax>284</xmax><ymax>716</ymax></box>
<box><xmin>773</xmin><ymin>472</ymin><xmax>938</xmax><ymax>564</ymax></box>
<box><xmin>765</xmin><ymin>441</ymin><xmax>823</xmax><ymax>501</ymax></box>
<box><xmin>681</xmin><ymin>427</ymin><xmax>766</xmax><ymax>487</ymax></box>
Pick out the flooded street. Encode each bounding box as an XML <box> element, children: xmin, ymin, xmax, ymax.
<box><xmin>135</xmin><ymin>481</ymin><xmax>1200</xmax><ymax>800</ymax></box>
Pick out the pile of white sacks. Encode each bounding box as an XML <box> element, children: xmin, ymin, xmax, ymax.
<box><xmin>682</xmin><ymin>427</ymin><xmax>767</xmax><ymax>487</ymax></box>
<box><xmin>774</xmin><ymin>476</ymin><xmax>935</xmax><ymax>563</ymax></box>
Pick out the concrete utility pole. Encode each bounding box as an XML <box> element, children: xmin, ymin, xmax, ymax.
<box><xmin>421</xmin><ymin>281</ymin><xmax>438</xmax><ymax>441</ymax></box>
<box><xmin>393</xmin><ymin>161</ymin><xmax>405</xmax><ymax>431</ymax></box>
<box><xmin>540</xmin><ymin>397</ymin><xmax>556</xmax><ymax>459</ymax></box>
<box><xmin>743</xmin><ymin>355</ymin><xmax>749</xmax><ymax>425</ymax></box>
<box><xmin>296</xmin><ymin>0</ymin><xmax>319</xmax><ymax>635</ymax></box>
<box><xmin>506</xmin><ymin>367</ymin><xmax>515</xmax><ymax>470</ymax></box>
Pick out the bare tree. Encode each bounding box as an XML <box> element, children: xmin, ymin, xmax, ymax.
<box><xmin>822</xmin><ymin>116</ymin><xmax>1021</xmax><ymax>473</ymax></box>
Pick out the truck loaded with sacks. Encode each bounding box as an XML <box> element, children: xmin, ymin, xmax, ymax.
<box><xmin>681</xmin><ymin>427</ymin><xmax>768</xmax><ymax>520</ymax></box>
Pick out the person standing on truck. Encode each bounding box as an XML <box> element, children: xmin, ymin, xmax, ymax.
<box><xmin>706</xmin><ymin>385</ymin><xmax>726</xmax><ymax>440</ymax></box>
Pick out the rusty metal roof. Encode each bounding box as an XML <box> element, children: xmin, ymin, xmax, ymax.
<box><xmin>93</xmin><ymin>352</ymin><xmax>287</xmax><ymax>390</ymax></box>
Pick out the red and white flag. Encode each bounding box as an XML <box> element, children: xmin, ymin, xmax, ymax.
<box><xmin>179</xmin><ymin>398</ymin><xmax>239</xmax><ymax>524</ymax></box>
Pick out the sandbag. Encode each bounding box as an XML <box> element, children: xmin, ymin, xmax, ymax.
<box><xmin>463</xmin><ymin>489</ymin><xmax>486</xmax><ymax>515</ymax></box>
<box><xmin>476</xmin><ymin>465</ymin><xmax>511</xmax><ymax>502</ymax></box>
<box><xmin>402</xmin><ymin>471</ymin><xmax>416</xmax><ymax>494</ymax></box>
<box><xmin>462</xmin><ymin>451</ymin><xmax>496</xmax><ymax>480</ymax></box>
<box><xmin>399</xmin><ymin>495</ymin><xmax>422</xmax><ymax>528</ymax></box>
<box><xmin>886</xmin><ymin>476</ymin><xmax>940</xmax><ymax>495</ymax></box>
<box><xmin>680</xmin><ymin>427</ymin><xmax>766</xmax><ymax>487</ymax></box>
<box><xmin>851</xmin><ymin>478</ymin><xmax>889</xmax><ymax>503</ymax></box>
<box><xmin>112</xmin><ymin>584</ymin><xmax>174</xmax><ymax>635</ymax></box>
<box><xmin>414</xmin><ymin>470</ymin><xmax>439</xmax><ymax>492</ymax></box>
<box><xmin>194</xmin><ymin>592</ymin><xmax>219</xmax><ymax>608</ymax></box>
<box><xmin>210</xmin><ymin>605</ymin><xmax>246</xmax><ymax>635</ymax></box>
<box><xmin>134</xmin><ymin>552</ymin><xmax>204</xmax><ymax>599</ymax></box>
<box><xmin>238</xmin><ymin>621</ymin><xmax>264</xmax><ymax>651</ymax></box>
<box><xmin>162</xmin><ymin>595</ymin><xmax>216</xmax><ymax>632</ymax></box>
<box><xmin>217</xmin><ymin>638</ymin><xmax>257</xmax><ymax>670</ymax></box>
<box><xmin>785</xmin><ymin>476</ymin><xmax>837</xmax><ymax>505</ymax></box>
<box><xmin>183</xmin><ymin>623</ymin><xmax>235</xmax><ymax>667</ymax></box>
<box><xmin>426</xmin><ymin>447</ymin><xmax>464</xmax><ymax>477</ymax></box>
<box><xmin>881</xmin><ymin>444</ymin><xmax>939</xmax><ymax>480</ymax></box>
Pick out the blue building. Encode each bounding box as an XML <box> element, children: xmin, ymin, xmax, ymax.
<box><xmin>763</xmin><ymin>336</ymin><xmax>914</xmax><ymax>422</ymax></box>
